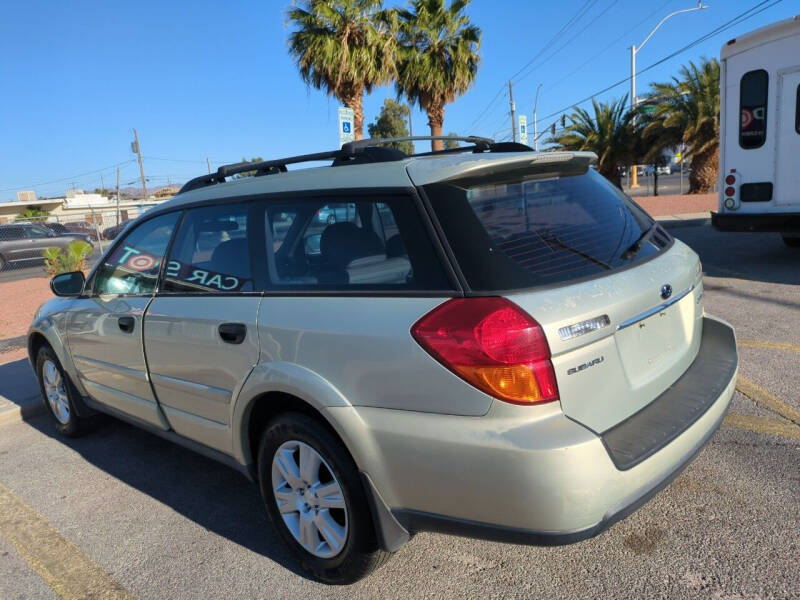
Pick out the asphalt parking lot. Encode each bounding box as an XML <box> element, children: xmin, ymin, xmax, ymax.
<box><xmin>0</xmin><ymin>222</ymin><xmax>798</xmax><ymax>600</ymax></box>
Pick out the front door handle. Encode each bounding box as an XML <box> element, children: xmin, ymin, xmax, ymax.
<box><xmin>118</xmin><ymin>316</ymin><xmax>135</xmax><ymax>333</ymax></box>
<box><xmin>218</xmin><ymin>323</ymin><xmax>246</xmax><ymax>344</ymax></box>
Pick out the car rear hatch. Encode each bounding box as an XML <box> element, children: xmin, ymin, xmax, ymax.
<box><xmin>411</xmin><ymin>152</ymin><xmax>705</xmax><ymax>434</ymax></box>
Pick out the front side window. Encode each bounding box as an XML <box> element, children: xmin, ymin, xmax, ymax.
<box><xmin>263</xmin><ymin>196</ymin><xmax>452</xmax><ymax>291</ymax></box>
<box><xmin>740</xmin><ymin>69</ymin><xmax>768</xmax><ymax>149</ymax></box>
<box><xmin>93</xmin><ymin>212</ymin><xmax>179</xmax><ymax>295</ymax></box>
<box><xmin>162</xmin><ymin>204</ymin><xmax>253</xmax><ymax>293</ymax></box>
<box><xmin>426</xmin><ymin>169</ymin><xmax>669</xmax><ymax>291</ymax></box>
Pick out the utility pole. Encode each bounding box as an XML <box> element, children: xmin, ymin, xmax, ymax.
<box><xmin>508</xmin><ymin>81</ymin><xmax>517</xmax><ymax>143</ymax></box>
<box><xmin>533</xmin><ymin>84</ymin><xmax>542</xmax><ymax>151</ymax></box>
<box><xmin>115</xmin><ymin>166</ymin><xmax>121</xmax><ymax>227</ymax></box>
<box><xmin>206</xmin><ymin>158</ymin><xmax>212</xmax><ymax>174</ymax></box>
<box><xmin>100</xmin><ymin>174</ymin><xmax>105</xmax><ymax>195</ymax></box>
<box><xmin>132</xmin><ymin>129</ymin><xmax>148</xmax><ymax>201</ymax></box>
<box><xmin>407</xmin><ymin>105</ymin><xmax>414</xmax><ymax>155</ymax></box>
<box><xmin>629</xmin><ymin>2</ymin><xmax>708</xmax><ymax>188</ymax></box>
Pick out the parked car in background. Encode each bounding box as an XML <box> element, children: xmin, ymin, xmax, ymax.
<box><xmin>656</xmin><ymin>165</ymin><xmax>671</xmax><ymax>176</ymax></box>
<box><xmin>102</xmin><ymin>219</ymin><xmax>131</xmax><ymax>240</ymax></box>
<box><xmin>30</xmin><ymin>137</ymin><xmax>737</xmax><ymax>583</ymax></box>
<box><xmin>63</xmin><ymin>221</ymin><xmax>100</xmax><ymax>241</ymax></box>
<box><xmin>0</xmin><ymin>223</ymin><xmax>93</xmax><ymax>271</ymax></box>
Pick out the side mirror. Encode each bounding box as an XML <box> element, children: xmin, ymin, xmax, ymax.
<box><xmin>50</xmin><ymin>271</ymin><xmax>85</xmax><ymax>296</ymax></box>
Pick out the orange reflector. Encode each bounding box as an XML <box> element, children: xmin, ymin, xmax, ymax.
<box><xmin>454</xmin><ymin>364</ymin><xmax>542</xmax><ymax>404</ymax></box>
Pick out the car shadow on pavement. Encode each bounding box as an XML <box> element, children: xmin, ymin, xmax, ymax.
<box><xmin>22</xmin><ymin>412</ymin><xmax>312</xmax><ymax>580</ymax></box>
<box><xmin>0</xmin><ymin>358</ymin><xmax>41</xmax><ymax>416</ymax></box>
<box><xmin>668</xmin><ymin>226</ymin><xmax>800</xmax><ymax>286</ymax></box>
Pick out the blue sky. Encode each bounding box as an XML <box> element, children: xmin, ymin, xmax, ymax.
<box><xmin>0</xmin><ymin>0</ymin><xmax>790</xmax><ymax>201</ymax></box>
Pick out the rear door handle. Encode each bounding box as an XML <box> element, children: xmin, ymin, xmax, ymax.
<box><xmin>218</xmin><ymin>323</ymin><xmax>246</xmax><ymax>344</ymax></box>
<box><xmin>118</xmin><ymin>316</ymin><xmax>135</xmax><ymax>333</ymax></box>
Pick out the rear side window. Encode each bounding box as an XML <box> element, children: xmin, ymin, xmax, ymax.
<box><xmin>0</xmin><ymin>226</ymin><xmax>24</xmax><ymax>241</ymax></box>
<box><xmin>262</xmin><ymin>195</ymin><xmax>452</xmax><ymax>291</ymax></box>
<box><xmin>740</xmin><ymin>69</ymin><xmax>768</xmax><ymax>149</ymax></box>
<box><xmin>426</xmin><ymin>169</ymin><xmax>669</xmax><ymax>292</ymax></box>
<box><xmin>162</xmin><ymin>204</ymin><xmax>253</xmax><ymax>293</ymax></box>
<box><xmin>93</xmin><ymin>212</ymin><xmax>179</xmax><ymax>296</ymax></box>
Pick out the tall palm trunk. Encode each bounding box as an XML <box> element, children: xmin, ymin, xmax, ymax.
<box><xmin>340</xmin><ymin>87</ymin><xmax>365</xmax><ymax>140</ymax></box>
<box><xmin>426</xmin><ymin>103</ymin><xmax>445</xmax><ymax>151</ymax></box>
<box><xmin>689</xmin><ymin>147</ymin><xmax>718</xmax><ymax>193</ymax></box>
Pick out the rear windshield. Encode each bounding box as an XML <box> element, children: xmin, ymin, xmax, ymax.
<box><xmin>425</xmin><ymin>169</ymin><xmax>670</xmax><ymax>291</ymax></box>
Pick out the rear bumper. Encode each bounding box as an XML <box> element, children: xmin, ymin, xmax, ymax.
<box><xmin>712</xmin><ymin>211</ymin><xmax>800</xmax><ymax>232</ymax></box>
<box><xmin>349</xmin><ymin>316</ymin><xmax>738</xmax><ymax>550</ymax></box>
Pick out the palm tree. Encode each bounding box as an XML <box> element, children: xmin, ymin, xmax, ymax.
<box><xmin>287</xmin><ymin>0</ymin><xmax>395</xmax><ymax>140</ymax></box>
<box><xmin>393</xmin><ymin>0</ymin><xmax>481</xmax><ymax>151</ymax></box>
<box><xmin>648</xmin><ymin>58</ymin><xmax>720</xmax><ymax>193</ymax></box>
<box><xmin>547</xmin><ymin>96</ymin><xmax>635</xmax><ymax>188</ymax></box>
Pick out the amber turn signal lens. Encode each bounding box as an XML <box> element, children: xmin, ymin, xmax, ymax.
<box><xmin>454</xmin><ymin>365</ymin><xmax>542</xmax><ymax>404</ymax></box>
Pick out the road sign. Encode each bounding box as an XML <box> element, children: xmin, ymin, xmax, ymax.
<box><xmin>338</xmin><ymin>107</ymin><xmax>355</xmax><ymax>146</ymax></box>
<box><xmin>518</xmin><ymin>115</ymin><xmax>528</xmax><ymax>146</ymax></box>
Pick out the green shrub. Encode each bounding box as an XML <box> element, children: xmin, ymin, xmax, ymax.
<box><xmin>43</xmin><ymin>241</ymin><xmax>93</xmax><ymax>277</ymax></box>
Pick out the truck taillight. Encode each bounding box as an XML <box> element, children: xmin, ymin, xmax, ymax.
<box><xmin>411</xmin><ymin>298</ymin><xmax>559</xmax><ymax>405</ymax></box>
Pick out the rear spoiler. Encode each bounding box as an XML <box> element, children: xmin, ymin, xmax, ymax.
<box><xmin>406</xmin><ymin>151</ymin><xmax>598</xmax><ymax>187</ymax></box>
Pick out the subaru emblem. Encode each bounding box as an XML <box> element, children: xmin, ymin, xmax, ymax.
<box><xmin>660</xmin><ymin>284</ymin><xmax>673</xmax><ymax>300</ymax></box>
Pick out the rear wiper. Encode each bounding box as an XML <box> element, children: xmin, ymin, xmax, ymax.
<box><xmin>540</xmin><ymin>232</ymin><xmax>611</xmax><ymax>270</ymax></box>
<box><xmin>621</xmin><ymin>222</ymin><xmax>659</xmax><ymax>260</ymax></box>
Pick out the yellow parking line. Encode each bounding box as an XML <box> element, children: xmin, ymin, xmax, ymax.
<box><xmin>723</xmin><ymin>412</ymin><xmax>800</xmax><ymax>440</ymax></box>
<box><xmin>738</xmin><ymin>339</ymin><xmax>800</xmax><ymax>353</ymax></box>
<box><xmin>0</xmin><ymin>483</ymin><xmax>134</xmax><ymax>600</ymax></box>
<box><xmin>735</xmin><ymin>376</ymin><xmax>800</xmax><ymax>428</ymax></box>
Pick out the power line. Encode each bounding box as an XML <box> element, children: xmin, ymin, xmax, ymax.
<box><xmin>0</xmin><ymin>160</ymin><xmax>136</xmax><ymax>193</ymax></box>
<box><xmin>547</xmin><ymin>0</ymin><xmax>677</xmax><ymax>91</ymax></box>
<box><xmin>509</xmin><ymin>0</ymin><xmax>599</xmax><ymax>83</ymax></box>
<box><xmin>468</xmin><ymin>84</ymin><xmax>508</xmax><ymax>130</ymax></box>
<box><xmin>470</xmin><ymin>0</ymin><xmax>602</xmax><ymax>130</ymax></box>
<box><xmin>538</xmin><ymin>0</ymin><xmax>781</xmax><ymax>123</ymax></box>
<box><xmin>513</xmin><ymin>0</ymin><xmax>620</xmax><ymax>87</ymax></box>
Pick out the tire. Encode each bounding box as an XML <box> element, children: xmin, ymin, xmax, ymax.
<box><xmin>326</xmin><ymin>214</ymin><xmax>336</xmax><ymax>225</ymax></box>
<box><xmin>781</xmin><ymin>235</ymin><xmax>800</xmax><ymax>247</ymax></box>
<box><xmin>0</xmin><ymin>254</ymin><xmax>6</xmax><ymax>271</ymax></box>
<box><xmin>35</xmin><ymin>345</ymin><xmax>92</xmax><ymax>437</ymax></box>
<box><xmin>257</xmin><ymin>412</ymin><xmax>390</xmax><ymax>584</ymax></box>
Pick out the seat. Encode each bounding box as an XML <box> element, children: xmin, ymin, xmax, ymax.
<box><xmin>209</xmin><ymin>238</ymin><xmax>251</xmax><ymax>279</ymax></box>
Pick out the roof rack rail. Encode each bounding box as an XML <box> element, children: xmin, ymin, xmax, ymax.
<box><xmin>341</xmin><ymin>135</ymin><xmax>494</xmax><ymax>153</ymax></box>
<box><xmin>178</xmin><ymin>134</ymin><xmax>529</xmax><ymax>194</ymax></box>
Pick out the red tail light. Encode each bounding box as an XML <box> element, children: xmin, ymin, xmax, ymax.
<box><xmin>411</xmin><ymin>297</ymin><xmax>559</xmax><ymax>405</ymax></box>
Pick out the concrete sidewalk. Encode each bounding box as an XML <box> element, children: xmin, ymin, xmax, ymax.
<box><xmin>0</xmin><ymin>358</ymin><xmax>44</xmax><ymax>425</ymax></box>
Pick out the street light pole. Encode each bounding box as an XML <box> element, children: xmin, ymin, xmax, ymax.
<box><xmin>533</xmin><ymin>83</ymin><xmax>542</xmax><ymax>151</ymax></box>
<box><xmin>630</xmin><ymin>1</ymin><xmax>708</xmax><ymax>188</ymax></box>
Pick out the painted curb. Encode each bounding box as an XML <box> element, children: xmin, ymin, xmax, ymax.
<box><xmin>0</xmin><ymin>395</ymin><xmax>46</xmax><ymax>426</ymax></box>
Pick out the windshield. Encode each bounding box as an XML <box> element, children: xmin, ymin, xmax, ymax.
<box><xmin>425</xmin><ymin>169</ymin><xmax>670</xmax><ymax>291</ymax></box>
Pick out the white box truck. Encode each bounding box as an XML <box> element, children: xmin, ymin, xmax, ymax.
<box><xmin>712</xmin><ymin>15</ymin><xmax>800</xmax><ymax>246</ymax></box>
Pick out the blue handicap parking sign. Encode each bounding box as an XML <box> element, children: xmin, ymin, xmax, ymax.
<box><xmin>342</xmin><ymin>122</ymin><xmax>351</xmax><ymax>133</ymax></box>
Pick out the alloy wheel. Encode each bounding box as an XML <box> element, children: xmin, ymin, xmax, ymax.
<box><xmin>42</xmin><ymin>360</ymin><xmax>70</xmax><ymax>424</ymax></box>
<box><xmin>271</xmin><ymin>440</ymin><xmax>348</xmax><ymax>559</ymax></box>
